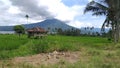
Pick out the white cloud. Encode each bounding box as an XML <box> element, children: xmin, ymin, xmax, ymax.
<box><xmin>0</xmin><ymin>0</ymin><xmax>104</xmax><ymax>28</ymax></box>
<box><xmin>8</xmin><ymin>6</ymin><xmax>21</xmax><ymax>14</ymax></box>
<box><xmin>38</xmin><ymin>0</ymin><xmax>84</xmax><ymax>21</ymax></box>
<box><xmin>68</xmin><ymin>21</ymin><xmax>93</xmax><ymax>28</ymax></box>
<box><xmin>88</xmin><ymin>0</ymin><xmax>93</xmax><ymax>2</ymax></box>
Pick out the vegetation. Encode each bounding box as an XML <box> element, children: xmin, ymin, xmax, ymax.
<box><xmin>0</xmin><ymin>34</ymin><xmax>120</xmax><ymax>68</ymax></box>
<box><xmin>84</xmin><ymin>0</ymin><xmax>120</xmax><ymax>43</ymax></box>
<box><xmin>0</xmin><ymin>34</ymin><xmax>110</xmax><ymax>59</ymax></box>
<box><xmin>25</xmin><ymin>14</ymin><xmax>29</xmax><ymax>24</ymax></box>
<box><xmin>13</xmin><ymin>25</ymin><xmax>25</xmax><ymax>36</ymax></box>
<box><xmin>0</xmin><ymin>0</ymin><xmax>120</xmax><ymax>68</ymax></box>
<box><xmin>57</xmin><ymin>28</ymin><xmax>80</xmax><ymax>36</ymax></box>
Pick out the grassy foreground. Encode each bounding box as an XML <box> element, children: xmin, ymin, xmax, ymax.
<box><xmin>0</xmin><ymin>34</ymin><xmax>120</xmax><ymax>68</ymax></box>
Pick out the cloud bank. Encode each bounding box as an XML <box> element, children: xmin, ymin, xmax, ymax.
<box><xmin>0</xmin><ymin>0</ymin><xmax>105</xmax><ymax>28</ymax></box>
<box><xmin>10</xmin><ymin>0</ymin><xmax>54</xmax><ymax>19</ymax></box>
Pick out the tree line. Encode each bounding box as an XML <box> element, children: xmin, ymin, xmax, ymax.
<box><xmin>13</xmin><ymin>25</ymin><xmax>110</xmax><ymax>38</ymax></box>
<box><xmin>57</xmin><ymin>28</ymin><xmax>80</xmax><ymax>36</ymax></box>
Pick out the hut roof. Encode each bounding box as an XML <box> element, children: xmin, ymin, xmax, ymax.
<box><xmin>27</xmin><ymin>27</ymin><xmax>47</xmax><ymax>33</ymax></box>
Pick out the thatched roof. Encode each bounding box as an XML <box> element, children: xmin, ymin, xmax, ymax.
<box><xmin>27</xmin><ymin>27</ymin><xmax>47</xmax><ymax>33</ymax></box>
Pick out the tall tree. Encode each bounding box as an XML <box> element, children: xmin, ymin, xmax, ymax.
<box><xmin>84</xmin><ymin>0</ymin><xmax>120</xmax><ymax>43</ymax></box>
<box><xmin>25</xmin><ymin>14</ymin><xmax>29</xmax><ymax>24</ymax></box>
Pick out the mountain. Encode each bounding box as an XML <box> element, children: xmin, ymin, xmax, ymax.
<box><xmin>0</xmin><ymin>19</ymin><xmax>77</xmax><ymax>31</ymax></box>
<box><xmin>0</xmin><ymin>26</ymin><xmax>13</xmax><ymax>31</ymax></box>
<box><xmin>24</xmin><ymin>19</ymin><xmax>77</xmax><ymax>30</ymax></box>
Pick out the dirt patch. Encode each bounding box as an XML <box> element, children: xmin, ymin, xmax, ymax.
<box><xmin>10</xmin><ymin>51</ymin><xmax>81</xmax><ymax>66</ymax></box>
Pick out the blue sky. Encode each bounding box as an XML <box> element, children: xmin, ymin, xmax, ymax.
<box><xmin>62</xmin><ymin>0</ymin><xmax>106</xmax><ymax>28</ymax></box>
<box><xmin>0</xmin><ymin>0</ymin><xmax>105</xmax><ymax>28</ymax></box>
<box><xmin>62</xmin><ymin>0</ymin><xmax>88</xmax><ymax>6</ymax></box>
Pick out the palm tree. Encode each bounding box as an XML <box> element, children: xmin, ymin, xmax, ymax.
<box><xmin>84</xmin><ymin>0</ymin><xmax>109</xmax><ymax>28</ymax></box>
<box><xmin>84</xmin><ymin>0</ymin><xmax>120</xmax><ymax>43</ymax></box>
<box><xmin>25</xmin><ymin>14</ymin><xmax>29</xmax><ymax>24</ymax></box>
<box><xmin>103</xmin><ymin>0</ymin><xmax>120</xmax><ymax>43</ymax></box>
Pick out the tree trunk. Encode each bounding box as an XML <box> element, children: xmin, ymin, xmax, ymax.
<box><xmin>113</xmin><ymin>27</ymin><xmax>117</xmax><ymax>43</ymax></box>
<box><xmin>114</xmin><ymin>20</ymin><xmax>120</xmax><ymax>43</ymax></box>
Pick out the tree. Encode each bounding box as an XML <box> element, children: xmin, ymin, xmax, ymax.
<box><xmin>84</xmin><ymin>0</ymin><xmax>120</xmax><ymax>43</ymax></box>
<box><xmin>14</xmin><ymin>25</ymin><xmax>25</xmax><ymax>36</ymax></box>
<box><xmin>25</xmin><ymin>14</ymin><xmax>29</xmax><ymax>24</ymax></box>
<box><xmin>57</xmin><ymin>28</ymin><xmax>63</xmax><ymax>35</ymax></box>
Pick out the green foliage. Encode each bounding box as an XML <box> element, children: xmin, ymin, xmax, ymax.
<box><xmin>0</xmin><ymin>35</ymin><xmax>120</xmax><ymax>67</ymax></box>
<box><xmin>0</xmin><ymin>35</ymin><xmax>28</xmax><ymax>51</ymax></box>
<box><xmin>57</xmin><ymin>28</ymin><xmax>80</xmax><ymax>36</ymax></box>
<box><xmin>32</xmin><ymin>40</ymin><xmax>50</xmax><ymax>53</ymax></box>
<box><xmin>0</xmin><ymin>35</ymin><xmax>112</xmax><ymax>60</ymax></box>
<box><xmin>84</xmin><ymin>0</ymin><xmax>120</xmax><ymax>43</ymax></box>
<box><xmin>13</xmin><ymin>25</ymin><xmax>25</xmax><ymax>36</ymax></box>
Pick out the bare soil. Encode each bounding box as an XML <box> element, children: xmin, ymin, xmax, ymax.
<box><xmin>10</xmin><ymin>51</ymin><xmax>81</xmax><ymax>66</ymax></box>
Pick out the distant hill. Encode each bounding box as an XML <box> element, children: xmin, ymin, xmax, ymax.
<box><xmin>0</xmin><ymin>26</ymin><xmax>13</xmax><ymax>31</ymax></box>
<box><xmin>0</xmin><ymin>19</ymin><xmax>77</xmax><ymax>31</ymax></box>
<box><xmin>80</xmin><ymin>27</ymin><xmax>109</xmax><ymax>34</ymax></box>
<box><xmin>0</xmin><ymin>19</ymin><xmax>109</xmax><ymax>34</ymax></box>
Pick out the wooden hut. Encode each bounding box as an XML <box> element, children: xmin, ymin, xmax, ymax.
<box><xmin>27</xmin><ymin>27</ymin><xmax>47</xmax><ymax>38</ymax></box>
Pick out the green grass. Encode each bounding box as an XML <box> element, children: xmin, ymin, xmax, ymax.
<box><xmin>0</xmin><ymin>34</ymin><xmax>120</xmax><ymax>68</ymax></box>
<box><xmin>0</xmin><ymin>34</ymin><xmax>28</xmax><ymax>50</ymax></box>
<box><xmin>0</xmin><ymin>35</ymin><xmax>112</xmax><ymax>59</ymax></box>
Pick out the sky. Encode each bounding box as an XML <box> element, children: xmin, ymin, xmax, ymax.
<box><xmin>0</xmin><ymin>0</ymin><xmax>106</xmax><ymax>28</ymax></box>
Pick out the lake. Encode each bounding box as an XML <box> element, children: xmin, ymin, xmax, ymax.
<box><xmin>0</xmin><ymin>31</ymin><xmax>15</xmax><ymax>34</ymax></box>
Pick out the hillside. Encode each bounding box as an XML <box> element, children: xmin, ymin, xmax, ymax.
<box><xmin>0</xmin><ymin>19</ymin><xmax>77</xmax><ymax>31</ymax></box>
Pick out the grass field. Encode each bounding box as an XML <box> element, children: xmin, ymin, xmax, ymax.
<box><xmin>0</xmin><ymin>34</ymin><xmax>120</xmax><ymax>68</ymax></box>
